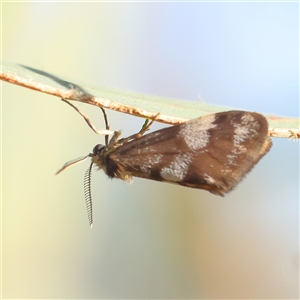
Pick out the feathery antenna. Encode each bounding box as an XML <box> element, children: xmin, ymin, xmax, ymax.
<box><xmin>84</xmin><ymin>162</ymin><xmax>94</xmax><ymax>228</ymax></box>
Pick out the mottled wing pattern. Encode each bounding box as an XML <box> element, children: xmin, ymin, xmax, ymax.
<box><xmin>106</xmin><ymin>111</ymin><xmax>272</xmax><ymax>195</ymax></box>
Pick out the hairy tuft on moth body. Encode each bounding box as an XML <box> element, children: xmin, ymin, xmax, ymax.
<box><xmin>57</xmin><ymin>100</ymin><xmax>272</xmax><ymax>227</ymax></box>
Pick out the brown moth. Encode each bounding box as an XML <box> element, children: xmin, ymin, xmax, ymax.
<box><xmin>57</xmin><ymin>103</ymin><xmax>272</xmax><ymax>227</ymax></box>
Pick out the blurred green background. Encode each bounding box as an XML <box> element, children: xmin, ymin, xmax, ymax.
<box><xmin>2</xmin><ymin>2</ymin><xmax>299</xmax><ymax>299</ymax></box>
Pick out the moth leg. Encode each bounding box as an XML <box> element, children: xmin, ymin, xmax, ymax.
<box><xmin>138</xmin><ymin>119</ymin><xmax>150</xmax><ymax>134</ymax></box>
<box><xmin>61</xmin><ymin>99</ymin><xmax>115</xmax><ymax>136</ymax></box>
<box><xmin>99</xmin><ymin>106</ymin><xmax>110</xmax><ymax>146</ymax></box>
<box><xmin>118</xmin><ymin>113</ymin><xmax>160</xmax><ymax>144</ymax></box>
<box><xmin>138</xmin><ymin>118</ymin><xmax>154</xmax><ymax>135</ymax></box>
<box><xmin>56</xmin><ymin>154</ymin><xmax>92</xmax><ymax>175</ymax></box>
<box><xmin>136</xmin><ymin>113</ymin><xmax>160</xmax><ymax>137</ymax></box>
<box><xmin>108</xmin><ymin>130</ymin><xmax>122</xmax><ymax>148</ymax></box>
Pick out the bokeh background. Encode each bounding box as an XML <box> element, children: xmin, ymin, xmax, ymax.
<box><xmin>2</xmin><ymin>2</ymin><xmax>299</xmax><ymax>299</ymax></box>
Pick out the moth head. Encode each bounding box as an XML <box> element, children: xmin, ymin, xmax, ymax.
<box><xmin>91</xmin><ymin>144</ymin><xmax>108</xmax><ymax>171</ymax></box>
<box><xmin>92</xmin><ymin>144</ymin><xmax>105</xmax><ymax>155</ymax></box>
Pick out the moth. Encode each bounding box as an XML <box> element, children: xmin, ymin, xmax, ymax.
<box><xmin>57</xmin><ymin>100</ymin><xmax>272</xmax><ymax>227</ymax></box>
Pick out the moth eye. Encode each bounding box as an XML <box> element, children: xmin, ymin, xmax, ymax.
<box><xmin>92</xmin><ymin>144</ymin><xmax>105</xmax><ymax>155</ymax></box>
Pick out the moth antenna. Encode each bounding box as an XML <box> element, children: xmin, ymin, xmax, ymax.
<box><xmin>61</xmin><ymin>99</ymin><xmax>114</xmax><ymax>136</ymax></box>
<box><xmin>84</xmin><ymin>162</ymin><xmax>94</xmax><ymax>228</ymax></box>
<box><xmin>56</xmin><ymin>154</ymin><xmax>91</xmax><ymax>175</ymax></box>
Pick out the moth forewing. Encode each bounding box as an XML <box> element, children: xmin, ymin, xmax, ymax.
<box><xmin>92</xmin><ymin>111</ymin><xmax>271</xmax><ymax>196</ymax></box>
<box><xmin>186</xmin><ymin>111</ymin><xmax>272</xmax><ymax>194</ymax></box>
